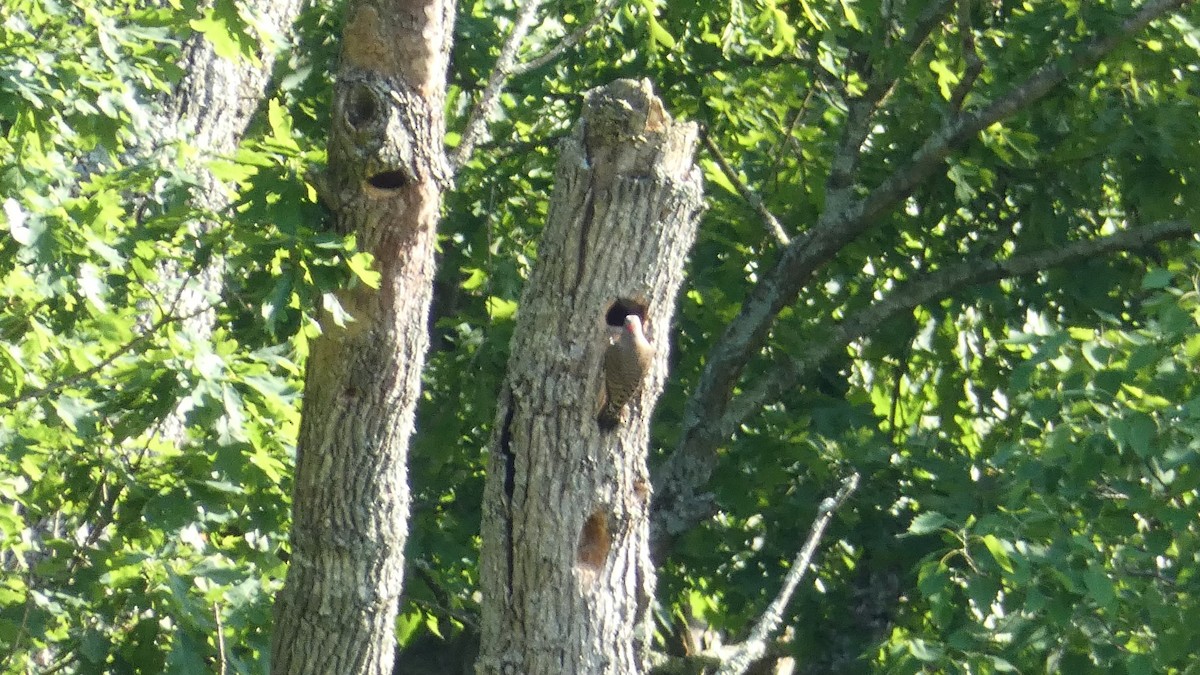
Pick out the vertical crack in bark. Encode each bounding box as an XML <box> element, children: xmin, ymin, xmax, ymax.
<box><xmin>574</xmin><ymin>189</ymin><xmax>597</xmax><ymax>291</ymax></box>
<box><xmin>498</xmin><ymin>397</ymin><xmax>517</xmax><ymax>596</ymax></box>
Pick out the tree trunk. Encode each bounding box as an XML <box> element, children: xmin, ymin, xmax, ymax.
<box><xmin>269</xmin><ymin>1</ymin><xmax>454</xmax><ymax>673</ymax></box>
<box><xmin>154</xmin><ymin>0</ymin><xmax>304</xmax><ymax>445</ymax></box>
<box><xmin>476</xmin><ymin>79</ymin><xmax>704</xmax><ymax>675</ymax></box>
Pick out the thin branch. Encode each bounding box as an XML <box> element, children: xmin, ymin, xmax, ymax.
<box><xmin>948</xmin><ymin>0</ymin><xmax>983</xmax><ymax>112</ymax></box>
<box><xmin>0</xmin><ymin>579</ymin><xmax>35</xmax><ymax>673</ymax></box>
<box><xmin>715</xmin><ymin>473</ymin><xmax>859</xmax><ymax>675</ymax></box>
<box><xmin>654</xmin><ymin>0</ymin><xmax>1189</xmax><ymax>546</ymax></box>
<box><xmin>826</xmin><ymin>0</ymin><xmax>955</xmax><ymax>193</ymax></box>
<box><xmin>652</xmin><ymin>473</ymin><xmax>859</xmax><ymax>672</ymax></box>
<box><xmin>70</xmin><ymin>417</ymin><xmax>166</xmax><ymax>574</ymax></box>
<box><xmin>508</xmin><ymin>0</ymin><xmax>623</xmax><ymax>77</ymax></box>
<box><xmin>453</xmin><ymin>0</ymin><xmax>547</xmax><ymax>170</ymax></box>
<box><xmin>453</xmin><ymin>0</ymin><xmax>625</xmax><ymax>170</ymax></box>
<box><xmin>411</xmin><ymin>558</ymin><xmax>478</xmax><ymax>629</ymax></box>
<box><xmin>647</xmin><ymin>650</ymin><xmax>721</xmax><ymax>674</ymax></box>
<box><xmin>0</xmin><ymin>305</ymin><xmax>212</xmax><ymax>411</ymax></box>
<box><xmin>855</xmin><ymin>0</ymin><xmax>1187</xmax><ymax>229</ymax></box>
<box><xmin>693</xmin><ymin>219</ymin><xmax>1197</xmax><ymax>478</ymax></box>
<box><xmin>4</xmin><ymin>411</ymin><xmax>168</xmax><ymax>671</ymax></box>
<box><xmin>33</xmin><ymin>650</ymin><xmax>76</xmax><ymax>675</ymax></box>
<box><xmin>214</xmin><ymin>602</ymin><xmax>227</xmax><ymax>675</ymax></box>
<box><xmin>701</xmin><ymin>129</ymin><xmax>790</xmax><ymax>246</ymax></box>
<box><xmin>770</xmin><ymin>87</ymin><xmax>814</xmax><ymax>183</ymax></box>
<box><xmin>648</xmin><ymin>474</ymin><xmax>859</xmax><ymax>675</ymax></box>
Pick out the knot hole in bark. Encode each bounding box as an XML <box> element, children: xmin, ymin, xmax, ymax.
<box><xmin>605</xmin><ymin>299</ymin><xmax>648</xmax><ymax>332</ymax></box>
<box><xmin>367</xmin><ymin>170</ymin><xmax>410</xmax><ymax>190</ymax></box>
<box><xmin>346</xmin><ymin>83</ymin><xmax>378</xmax><ymax>129</ymax></box>
<box><xmin>575</xmin><ymin>510</ymin><xmax>611</xmax><ymax>579</ymax></box>
<box><xmin>343</xmin><ymin>83</ymin><xmax>411</xmax><ymax>191</ymax></box>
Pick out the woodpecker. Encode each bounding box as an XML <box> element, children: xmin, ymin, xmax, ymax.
<box><xmin>598</xmin><ymin>314</ymin><xmax>654</xmax><ymax>431</ymax></box>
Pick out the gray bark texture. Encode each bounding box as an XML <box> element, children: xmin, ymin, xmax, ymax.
<box><xmin>476</xmin><ymin>79</ymin><xmax>704</xmax><ymax>675</ymax></box>
<box><xmin>269</xmin><ymin>1</ymin><xmax>454</xmax><ymax>673</ymax></box>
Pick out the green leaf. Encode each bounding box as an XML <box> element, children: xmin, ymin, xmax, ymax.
<box><xmin>486</xmin><ymin>296</ymin><xmax>518</xmax><ymax>321</ymax></box>
<box><xmin>267</xmin><ymin>99</ymin><xmax>299</xmax><ymax>152</ymax></box>
<box><xmin>929</xmin><ymin>60</ymin><xmax>958</xmax><ymax>100</ymax></box>
<box><xmin>1112</xmin><ymin>412</ymin><xmax>1156</xmax><ymax>458</ymax></box>
<box><xmin>907</xmin><ymin>511</ymin><xmax>951</xmax><ymax>535</ymax></box>
<box><xmin>649</xmin><ymin>17</ymin><xmax>676</xmax><ymax>48</ymax></box>
<box><xmin>207</xmin><ymin>157</ymin><xmax>257</xmax><ymax>183</ymax></box>
<box><xmin>990</xmin><ymin>655</ymin><xmax>1018</xmax><ymax>672</ymax></box>
<box><xmin>347</xmin><ymin>252</ymin><xmax>381</xmax><ymax>289</ymax></box>
<box><xmin>461</xmin><ymin>267</ymin><xmax>487</xmax><ymax>291</ymax></box>
<box><xmin>917</xmin><ymin>562</ymin><xmax>951</xmax><ymax>597</ymax></box>
<box><xmin>188</xmin><ymin>0</ymin><xmax>257</xmax><ymax>63</ymax></box>
<box><xmin>52</xmin><ymin>396</ymin><xmax>92</xmax><ymax>432</ymax></box>
<box><xmin>701</xmin><ymin>159</ymin><xmax>741</xmax><ymax>197</ymax></box>
<box><xmin>836</xmin><ymin>0</ymin><xmax>861</xmax><ymax>31</ymax></box>
<box><xmin>980</xmin><ymin>534</ymin><xmax>1013</xmax><ymax>574</ymax></box>
<box><xmin>80</xmin><ymin>628</ymin><xmax>111</xmax><ymax>664</ymax></box>
<box><xmin>1082</xmin><ymin>566</ymin><xmax>1115</xmax><ymax>608</ymax></box>
<box><xmin>322</xmin><ymin>292</ymin><xmax>354</xmax><ymax>327</ymax></box>
<box><xmin>424</xmin><ymin>612</ymin><xmax>443</xmax><ymax>638</ymax></box>
<box><xmin>908</xmin><ymin>638</ymin><xmax>943</xmax><ymax>662</ymax></box>
<box><xmin>1140</xmin><ymin>268</ymin><xmax>1173</xmax><ymax>290</ymax></box>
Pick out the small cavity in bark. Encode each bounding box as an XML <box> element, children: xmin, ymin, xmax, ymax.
<box><xmin>605</xmin><ymin>299</ymin><xmax>647</xmax><ymax>328</ymax></box>
<box><xmin>367</xmin><ymin>170</ymin><xmax>409</xmax><ymax>190</ymax></box>
<box><xmin>576</xmin><ymin>511</ymin><xmax>611</xmax><ymax>578</ymax></box>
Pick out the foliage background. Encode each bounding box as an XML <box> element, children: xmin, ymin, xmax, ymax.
<box><xmin>2</xmin><ymin>0</ymin><xmax>1198</xmax><ymax>672</ymax></box>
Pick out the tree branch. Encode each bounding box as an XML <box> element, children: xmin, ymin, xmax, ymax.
<box><xmin>213</xmin><ymin>602</ymin><xmax>227</xmax><ymax>675</ymax></box>
<box><xmin>826</xmin><ymin>0</ymin><xmax>954</xmax><ymax>194</ymax></box>
<box><xmin>0</xmin><ymin>304</ymin><xmax>213</xmax><ymax>411</ymax></box>
<box><xmin>508</xmin><ymin>0</ymin><xmax>623</xmax><ymax>77</ymax></box>
<box><xmin>411</xmin><ymin>558</ymin><xmax>479</xmax><ymax>629</ymax></box>
<box><xmin>654</xmin><ymin>0</ymin><xmax>1189</xmax><ymax>546</ymax></box>
<box><xmin>855</xmin><ymin>0</ymin><xmax>1187</xmax><ymax>229</ymax></box>
<box><xmin>452</xmin><ymin>0</ymin><xmax>625</xmax><ymax>169</ymax></box>
<box><xmin>650</xmin><ymin>474</ymin><xmax>860</xmax><ymax>675</ymax></box>
<box><xmin>948</xmin><ymin>0</ymin><xmax>983</xmax><ymax>113</ymax></box>
<box><xmin>715</xmin><ymin>473</ymin><xmax>859</xmax><ymax>675</ymax></box>
<box><xmin>701</xmin><ymin>129</ymin><xmax>790</xmax><ymax>246</ymax></box>
<box><xmin>700</xmin><ymin>0</ymin><xmax>950</xmax><ymax>252</ymax></box>
<box><xmin>453</xmin><ymin>0</ymin><xmax>547</xmax><ymax>170</ymax></box>
<box><xmin>655</xmin><ymin>219</ymin><xmax>1195</xmax><ymax>541</ymax></box>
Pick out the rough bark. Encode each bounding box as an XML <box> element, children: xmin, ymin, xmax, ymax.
<box><xmin>476</xmin><ymin>79</ymin><xmax>704</xmax><ymax>675</ymax></box>
<box><xmin>269</xmin><ymin>1</ymin><xmax>454</xmax><ymax>673</ymax></box>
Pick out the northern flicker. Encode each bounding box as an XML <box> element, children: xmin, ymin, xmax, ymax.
<box><xmin>597</xmin><ymin>314</ymin><xmax>654</xmax><ymax>431</ymax></box>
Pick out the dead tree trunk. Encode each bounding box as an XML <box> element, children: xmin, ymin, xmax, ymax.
<box><xmin>269</xmin><ymin>2</ymin><xmax>454</xmax><ymax>673</ymax></box>
<box><xmin>476</xmin><ymin>79</ymin><xmax>704</xmax><ymax>675</ymax></box>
